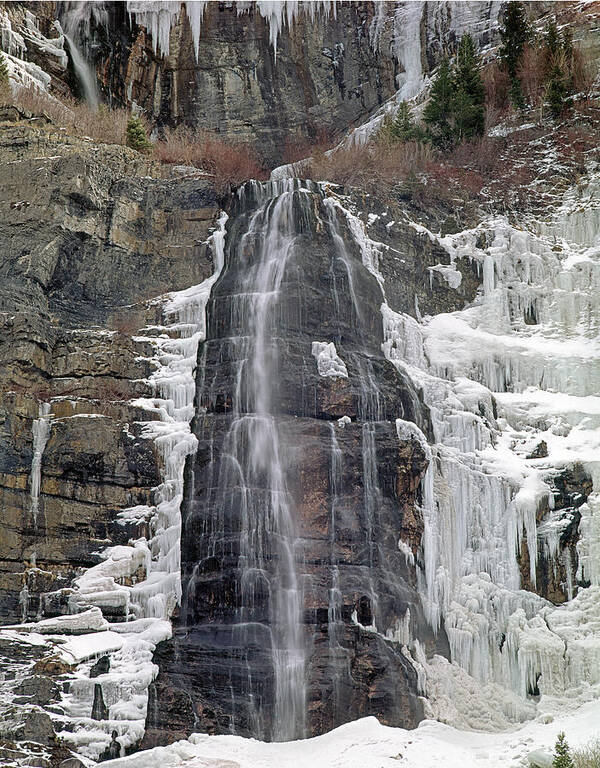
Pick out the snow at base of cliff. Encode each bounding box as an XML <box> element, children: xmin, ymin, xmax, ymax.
<box><xmin>101</xmin><ymin>702</ymin><xmax>600</xmax><ymax>768</ymax></box>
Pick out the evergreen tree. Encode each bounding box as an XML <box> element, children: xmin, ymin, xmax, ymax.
<box><xmin>543</xmin><ymin>19</ymin><xmax>561</xmax><ymax>78</ymax></box>
<box><xmin>553</xmin><ymin>732</ymin><xmax>574</xmax><ymax>768</ymax></box>
<box><xmin>423</xmin><ymin>58</ymin><xmax>454</xmax><ymax>149</ymax></box>
<box><xmin>452</xmin><ymin>34</ymin><xmax>485</xmax><ymax>141</ymax></box>
<box><xmin>126</xmin><ymin>115</ymin><xmax>152</xmax><ymax>153</ymax></box>
<box><xmin>499</xmin><ymin>1</ymin><xmax>531</xmax><ymax>108</ymax></box>
<box><xmin>380</xmin><ymin>101</ymin><xmax>427</xmax><ymax>143</ymax></box>
<box><xmin>542</xmin><ymin>18</ymin><xmax>572</xmax><ymax>118</ymax></box>
<box><xmin>0</xmin><ymin>52</ymin><xmax>10</xmax><ymax>99</ymax></box>
<box><xmin>546</xmin><ymin>59</ymin><xmax>567</xmax><ymax>118</ymax></box>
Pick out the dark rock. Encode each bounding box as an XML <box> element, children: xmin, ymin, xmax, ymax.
<box><xmin>24</xmin><ymin>758</ymin><xmax>51</xmax><ymax>768</ymax></box>
<box><xmin>527</xmin><ymin>441</ymin><xmax>548</xmax><ymax>459</ymax></box>
<box><xmin>16</xmin><ymin>711</ymin><xmax>55</xmax><ymax>746</ymax></box>
<box><xmin>89</xmin><ymin>656</ymin><xmax>110</xmax><ymax>679</ymax></box>
<box><xmin>14</xmin><ymin>676</ymin><xmax>59</xmax><ymax>706</ymax></box>
<box><xmin>99</xmin><ymin>731</ymin><xmax>121</xmax><ymax>762</ymax></box>
<box><xmin>91</xmin><ymin>683</ymin><xmax>109</xmax><ymax>721</ymax></box>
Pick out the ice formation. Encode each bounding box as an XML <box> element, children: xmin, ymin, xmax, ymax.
<box><xmin>312</xmin><ymin>341</ymin><xmax>348</xmax><ymax>379</ymax></box>
<box><xmin>0</xmin><ymin>8</ymin><xmax>67</xmax><ymax>92</ymax></box>
<box><xmin>127</xmin><ymin>0</ymin><xmax>337</xmax><ymax>59</ymax></box>
<box><xmin>29</xmin><ymin>402</ymin><xmax>51</xmax><ymax>530</ymax></box>
<box><xmin>329</xmin><ymin>174</ymin><xmax>600</xmax><ymax>724</ymax></box>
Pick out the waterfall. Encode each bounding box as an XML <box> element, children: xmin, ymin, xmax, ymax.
<box><xmin>183</xmin><ymin>180</ymin><xmax>313</xmax><ymax>741</ymax></box>
<box><xmin>30</xmin><ymin>402</ymin><xmax>51</xmax><ymax>530</ymax></box>
<box><xmin>177</xmin><ymin>177</ymin><xmax>430</xmax><ymax>740</ymax></box>
<box><xmin>58</xmin><ymin>2</ymin><xmax>106</xmax><ymax>107</ymax></box>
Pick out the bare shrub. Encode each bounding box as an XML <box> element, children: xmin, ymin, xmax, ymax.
<box><xmin>11</xmin><ymin>85</ymin><xmax>132</xmax><ymax>145</ymax></box>
<box><xmin>154</xmin><ymin>125</ymin><xmax>266</xmax><ymax>192</ymax></box>
<box><xmin>449</xmin><ymin>136</ymin><xmax>504</xmax><ymax>176</ymax></box>
<box><xmin>483</xmin><ymin>62</ymin><xmax>510</xmax><ymax>111</ymax></box>
<box><xmin>519</xmin><ymin>44</ymin><xmax>546</xmax><ymax>107</ymax></box>
<box><xmin>574</xmin><ymin>738</ymin><xmax>600</xmax><ymax>768</ymax></box>
<box><xmin>304</xmin><ymin>140</ymin><xmax>434</xmax><ymax>192</ymax></box>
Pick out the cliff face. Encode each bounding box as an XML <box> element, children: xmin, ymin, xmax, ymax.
<box><xmin>99</xmin><ymin>2</ymin><xmax>399</xmax><ymax>165</ymax></box>
<box><xmin>0</xmin><ymin>113</ymin><xmax>476</xmax><ymax>763</ymax></box>
<box><xmin>143</xmin><ymin>181</ymin><xmax>443</xmax><ymax>743</ymax></box>
<box><xmin>0</xmin><ymin>112</ymin><xmax>219</xmax><ymax>626</ymax></box>
<box><xmin>0</xmin><ymin>1</ymin><xmax>505</xmax><ymax>164</ymax></box>
<box><xmin>2</xmin><ymin>3</ymin><xmax>600</xmax><ymax>766</ymax></box>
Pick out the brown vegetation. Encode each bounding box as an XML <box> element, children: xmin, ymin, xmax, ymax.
<box><xmin>484</xmin><ymin>43</ymin><xmax>595</xmax><ymax>115</ymax></box>
<box><xmin>153</xmin><ymin>125</ymin><xmax>267</xmax><ymax>193</ymax></box>
<box><xmin>302</xmin><ymin>139</ymin><xmax>434</xmax><ymax>192</ymax></box>
<box><xmin>6</xmin><ymin>85</ymin><xmax>134</xmax><ymax>146</ymax></box>
<box><xmin>2</xmin><ymin>87</ymin><xmax>265</xmax><ymax>192</ymax></box>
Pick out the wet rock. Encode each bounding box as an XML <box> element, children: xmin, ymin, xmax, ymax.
<box><xmin>144</xmin><ymin>182</ymin><xmax>450</xmax><ymax>745</ymax></box>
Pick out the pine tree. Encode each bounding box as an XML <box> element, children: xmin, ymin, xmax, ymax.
<box><xmin>543</xmin><ymin>19</ymin><xmax>561</xmax><ymax>78</ymax></box>
<box><xmin>553</xmin><ymin>732</ymin><xmax>574</xmax><ymax>768</ymax></box>
<box><xmin>542</xmin><ymin>19</ymin><xmax>571</xmax><ymax>118</ymax></box>
<box><xmin>126</xmin><ymin>115</ymin><xmax>152</xmax><ymax>153</ymax></box>
<box><xmin>546</xmin><ymin>59</ymin><xmax>567</xmax><ymax>118</ymax></box>
<box><xmin>499</xmin><ymin>1</ymin><xmax>531</xmax><ymax>108</ymax></box>
<box><xmin>423</xmin><ymin>58</ymin><xmax>454</xmax><ymax>149</ymax></box>
<box><xmin>380</xmin><ymin>101</ymin><xmax>427</xmax><ymax>144</ymax></box>
<box><xmin>0</xmin><ymin>52</ymin><xmax>10</xmax><ymax>101</ymax></box>
<box><xmin>452</xmin><ymin>34</ymin><xmax>485</xmax><ymax>141</ymax></box>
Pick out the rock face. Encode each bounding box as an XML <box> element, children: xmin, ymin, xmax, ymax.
<box><xmin>100</xmin><ymin>2</ymin><xmax>398</xmax><ymax>165</ymax></box>
<box><xmin>0</xmin><ymin>115</ymin><xmax>469</xmax><ymax>757</ymax></box>
<box><xmin>142</xmin><ymin>180</ymin><xmax>449</xmax><ymax>745</ymax></box>
<box><xmin>0</xmin><ymin>115</ymin><xmax>219</xmax><ymax>623</ymax></box>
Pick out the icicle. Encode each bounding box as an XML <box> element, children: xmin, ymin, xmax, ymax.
<box><xmin>30</xmin><ymin>402</ymin><xmax>51</xmax><ymax>530</ymax></box>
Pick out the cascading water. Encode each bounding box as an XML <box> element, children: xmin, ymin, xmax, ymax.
<box><xmin>57</xmin><ymin>2</ymin><xmax>106</xmax><ymax>107</ymax></box>
<box><xmin>169</xmin><ymin>177</ymin><xmax>430</xmax><ymax>742</ymax></box>
<box><xmin>183</xmin><ymin>181</ymin><xmax>309</xmax><ymax>741</ymax></box>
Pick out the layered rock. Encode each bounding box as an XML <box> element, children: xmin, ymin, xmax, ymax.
<box><xmin>0</xmin><ymin>115</ymin><xmax>219</xmax><ymax>623</ymax></box>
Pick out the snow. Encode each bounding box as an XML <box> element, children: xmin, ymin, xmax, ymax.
<box><xmin>58</xmin><ymin>631</ymin><xmax>124</xmax><ymax>664</ymax></box>
<box><xmin>311</xmin><ymin>341</ymin><xmax>348</xmax><ymax>378</ymax></box>
<box><xmin>99</xmin><ymin>702</ymin><xmax>600</xmax><ymax>768</ymax></box>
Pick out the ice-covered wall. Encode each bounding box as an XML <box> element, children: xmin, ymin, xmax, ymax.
<box><xmin>328</xmin><ymin>177</ymin><xmax>600</xmax><ymax>725</ymax></box>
